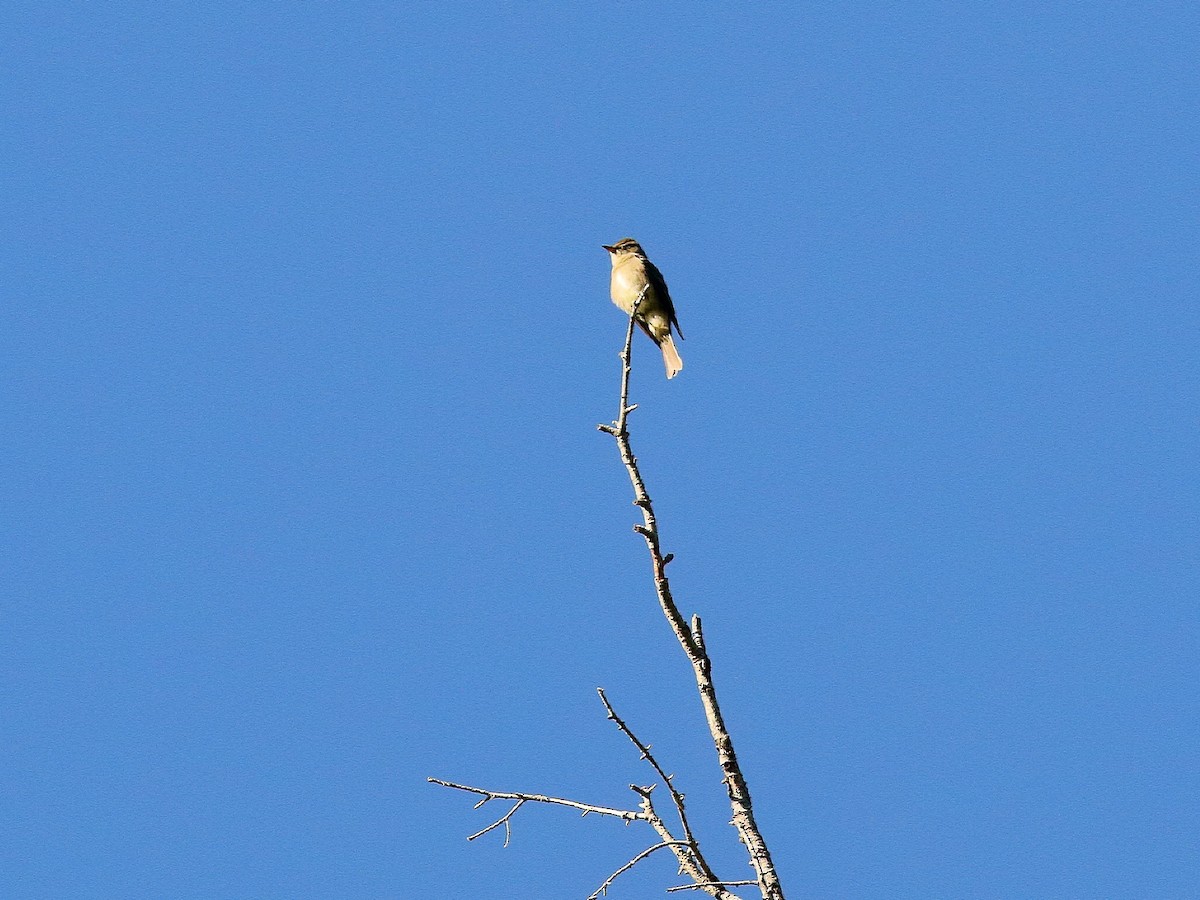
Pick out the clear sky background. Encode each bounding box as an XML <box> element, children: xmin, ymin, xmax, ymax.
<box><xmin>3</xmin><ymin>3</ymin><xmax>1197</xmax><ymax>898</ymax></box>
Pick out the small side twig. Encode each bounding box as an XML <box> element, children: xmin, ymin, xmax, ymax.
<box><xmin>427</xmin><ymin>777</ymin><xmax>643</xmax><ymax>846</ymax></box>
<box><xmin>666</xmin><ymin>881</ymin><xmax>759</xmax><ymax>893</ymax></box>
<box><xmin>587</xmin><ymin>841</ymin><xmax>693</xmax><ymax>900</ymax></box>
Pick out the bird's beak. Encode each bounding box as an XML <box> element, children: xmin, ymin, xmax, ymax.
<box><xmin>602</xmin><ymin>245</ymin><xmax>615</xmax><ymax>253</ymax></box>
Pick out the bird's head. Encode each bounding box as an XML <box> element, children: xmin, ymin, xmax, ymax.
<box><xmin>602</xmin><ymin>238</ymin><xmax>645</xmax><ymax>257</ymax></box>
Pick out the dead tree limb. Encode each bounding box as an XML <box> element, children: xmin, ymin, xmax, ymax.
<box><xmin>428</xmin><ymin>286</ymin><xmax>783</xmax><ymax>899</ymax></box>
<box><xmin>597</xmin><ymin>297</ymin><xmax>786</xmax><ymax>900</ymax></box>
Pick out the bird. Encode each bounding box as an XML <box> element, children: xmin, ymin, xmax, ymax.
<box><xmin>602</xmin><ymin>238</ymin><xmax>684</xmax><ymax>379</ymax></box>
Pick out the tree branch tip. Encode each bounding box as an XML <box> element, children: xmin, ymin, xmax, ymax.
<box><xmin>597</xmin><ymin>423</ymin><xmax>617</xmax><ymax>435</ymax></box>
<box><xmin>662</xmin><ymin>552</ymin><xmax>674</xmax><ymax>565</ymax></box>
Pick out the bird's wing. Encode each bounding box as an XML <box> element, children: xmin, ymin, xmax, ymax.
<box><xmin>645</xmin><ymin>258</ymin><xmax>684</xmax><ymax>340</ymax></box>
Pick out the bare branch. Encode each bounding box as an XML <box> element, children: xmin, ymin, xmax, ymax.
<box><xmin>597</xmin><ymin>298</ymin><xmax>786</xmax><ymax>899</ymax></box>
<box><xmin>430</xmin><ymin>278</ymin><xmax>784</xmax><ymax>898</ymax></box>
<box><xmin>666</xmin><ymin>882</ymin><xmax>758</xmax><ymax>893</ymax></box>
<box><xmin>597</xmin><ymin>688</ymin><xmax>716</xmax><ymax>882</ymax></box>
<box><xmin>586</xmin><ymin>841</ymin><xmax>692</xmax><ymax>900</ymax></box>
<box><xmin>628</xmin><ymin>785</ymin><xmax>742</xmax><ymax>900</ymax></box>
<box><xmin>596</xmin><ymin>285</ymin><xmax>649</xmax><ymax>440</ymax></box>
<box><xmin>427</xmin><ymin>778</ymin><xmax>643</xmax><ymax>839</ymax></box>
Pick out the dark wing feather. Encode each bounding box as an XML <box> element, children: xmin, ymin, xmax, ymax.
<box><xmin>644</xmin><ymin>258</ymin><xmax>684</xmax><ymax>340</ymax></box>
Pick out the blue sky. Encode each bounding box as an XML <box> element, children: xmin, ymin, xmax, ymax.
<box><xmin>3</xmin><ymin>3</ymin><xmax>1197</xmax><ymax>897</ymax></box>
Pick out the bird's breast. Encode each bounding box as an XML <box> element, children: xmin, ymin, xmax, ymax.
<box><xmin>610</xmin><ymin>257</ymin><xmax>651</xmax><ymax>312</ymax></box>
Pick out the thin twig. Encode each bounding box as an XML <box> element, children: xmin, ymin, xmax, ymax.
<box><xmin>666</xmin><ymin>881</ymin><xmax>758</xmax><ymax>893</ymax></box>
<box><xmin>427</xmin><ymin>778</ymin><xmax>643</xmax><ymax>840</ymax></box>
<box><xmin>596</xmin><ymin>297</ymin><xmax>786</xmax><ymax>899</ymax></box>
<box><xmin>597</xmin><ymin>284</ymin><xmax>648</xmax><ymax>441</ymax></box>
<box><xmin>466</xmin><ymin>798</ymin><xmax>525</xmax><ymax>844</ymax></box>
<box><xmin>586</xmin><ymin>841</ymin><xmax>692</xmax><ymax>900</ymax></box>
<box><xmin>597</xmin><ymin>688</ymin><xmax>715</xmax><ymax>882</ymax></box>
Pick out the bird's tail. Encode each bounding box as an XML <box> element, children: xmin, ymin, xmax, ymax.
<box><xmin>659</xmin><ymin>335</ymin><xmax>683</xmax><ymax>379</ymax></box>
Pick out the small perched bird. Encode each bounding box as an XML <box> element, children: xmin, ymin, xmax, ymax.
<box><xmin>602</xmin><ymin>238</ymin><xmax>684</xmax><ymax>379</ymax></box>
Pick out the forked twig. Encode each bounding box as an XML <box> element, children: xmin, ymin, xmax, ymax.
<box><xmin>597</xmin><ymin>688</ymin><xmax>716</xmax><ymax>883</ymax></box>
<box><xmin>470</xmin><ymin>799</ymin><xmax>523</xmax><ymax>845</ymax></box>
<box><xmin>628</xmin><ymin>785</ymin><xmax>741</xmax><ymax>900</ymax></box>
